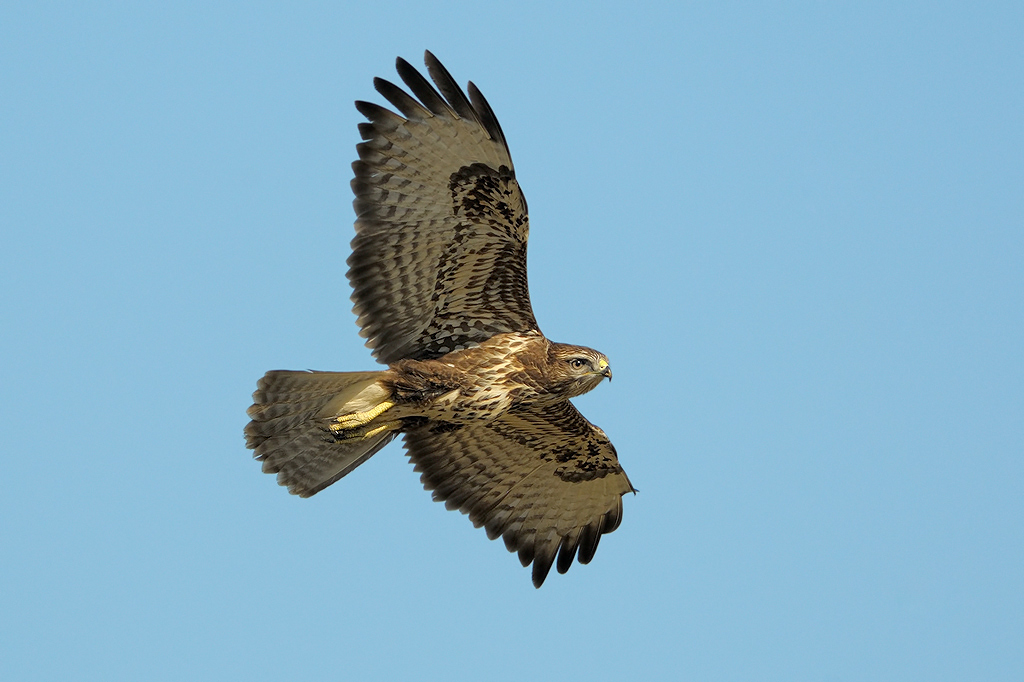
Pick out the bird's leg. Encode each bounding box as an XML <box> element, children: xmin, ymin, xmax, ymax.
<box><xmin>328</xmin><ymin>400</ymin><xmax>396</xmax><ymax>432</ymax></box>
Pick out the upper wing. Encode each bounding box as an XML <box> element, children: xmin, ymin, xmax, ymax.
<box><xmin>403</xmin><ymin>400</ymin><xmax>635</xmax><ymax>587</ymax></box>
<box><xmin>348</xmin><ymin>51</ymin><xmax>539</xmax><ymax>365</ymax></box>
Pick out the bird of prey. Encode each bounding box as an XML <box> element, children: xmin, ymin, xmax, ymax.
<box><xmin>245</xmin><ymin>51</ymin><xmax>634</xmax><ymax>587</ymax></box>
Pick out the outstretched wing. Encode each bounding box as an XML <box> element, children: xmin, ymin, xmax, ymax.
<box><xmin>403</xmin><ymin>400</ymin><xmax>635</xmax><ymax>587</ymax></box>
<box><xmin>349</xmin><ymin>51</ymin><xmax>539</xmax><ymax>365</ymax></box>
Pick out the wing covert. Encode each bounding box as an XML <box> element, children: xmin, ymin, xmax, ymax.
<box><xmin>349</xmin><ymin>51</ymin><xmax>539</xmax><ymax>364</ymax></box>
<box><xmin>402</xmin><ymin>400</ymin><xmax>635</xmax><ymax>587</ymax></box>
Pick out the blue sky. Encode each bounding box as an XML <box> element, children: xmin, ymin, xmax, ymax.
<box><xmin>2</xmin><ymin>2</ymin><xmax>1022</xmax><ymax>680</ymax></box>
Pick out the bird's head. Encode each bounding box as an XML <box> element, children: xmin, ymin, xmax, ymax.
<box><xmin>547</xmin><ymin>343</ymin><xmax>612</xmax><ymax>398</ymax></box>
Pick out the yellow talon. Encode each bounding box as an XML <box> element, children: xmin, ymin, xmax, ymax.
<box><xmin>328</xmin><ymin>419</ymin><xmax>401</xmax><ymax>441</ymax></box>
<box><xmin>360</xmin><ymin>420</ymin><xmax>402</xmax><ymax>440</ymax></box>
<box><xmin>330</xmin><ymin>400</ymin><xmax>396</xmax><ymax>431</ymax></box>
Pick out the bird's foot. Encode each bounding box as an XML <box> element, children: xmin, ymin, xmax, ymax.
<box><xmin>328</xmin><ymin>419</ymin><xmax>402</xmax><ymax>441</ymax></box>
<box><xmin>358</xmin><ymin>419</ymin><xmax>402</xmax><ymax>440</ymax></box>
<box><xmin>328</xmin><ymin>400</ymin><xmax>396</xmax><ymax>432</ymax></box>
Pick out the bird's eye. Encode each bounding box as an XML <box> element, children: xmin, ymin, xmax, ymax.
<box><xmin>569</xmin><ymin>358</ymin><xmax>588</xmax><ymax>370</ymax></box>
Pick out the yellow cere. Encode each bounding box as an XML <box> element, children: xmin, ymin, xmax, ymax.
<box><xmin>598</xmin><ymin>359</ymin><xmax>609</xmax><ymax>370</ymax></box>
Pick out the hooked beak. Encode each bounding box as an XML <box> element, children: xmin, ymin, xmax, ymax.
<box><xmin>602</xmin><ymin>365</ymin><xmax>612</xmax><ymax>381</ymax></box>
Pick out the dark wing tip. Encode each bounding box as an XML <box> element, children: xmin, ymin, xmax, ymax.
<box><xmin>576</xmin><ymin>520</ymin><xmax>604</xmax><ymax>565</ymax></box>
<box><xmin>467</xmin><ymin>81</ymin><xmax>509</xmax><ymax>155</ymax></box>
<box><xmin>373</xmin><ymin>77</ymin><xmax>430</xmax><ymax>120</ymax></box>
<box><xmin>354</xmin><ymin>100</ymin><xmax>405</xmax><ymax>126</ymax></box>
<box><xmin>556</xmin><ymin>529</ymin><xmax>582</xmax><ymax>575</ymax></box>
<box><xmin>532</xmin><ymin>556</ymin><xmax>554</xmax><ymax>588</ymax></box>
<box><xmin>395</xmin><ymin>54</ymin><xmax>452</xmax><ymax>117</ymax></box>
<box><xmin>423</xmin><ymin>50</ymin><xmax>479</xmax><ymax>124</ymax></box>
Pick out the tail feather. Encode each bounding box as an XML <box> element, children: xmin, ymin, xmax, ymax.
<box><xmin>245</xmin><ymin>370</ymin><xmax>394</xmax><ymax>497</ymax></box>
<box><xmin>251</xmin><ymin>370</ymin><xmax>378</xmax><ymax>402</ymax></box>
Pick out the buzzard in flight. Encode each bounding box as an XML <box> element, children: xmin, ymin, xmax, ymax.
<box><xmin>246</xmin><ymin>51</ymin><xmax>634</xmax><ymax>587</ymax></box>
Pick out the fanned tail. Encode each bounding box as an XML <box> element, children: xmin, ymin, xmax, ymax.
<box><xmin>245</xmin><ymin>370</ymin><xmax>397</xmax><ymax>497</ymax></box>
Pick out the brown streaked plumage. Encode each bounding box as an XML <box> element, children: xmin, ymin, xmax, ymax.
<box><xmin>246</xmin><ymin>51</ymin><xmax>634</xmax><ymax>587</ymax></box>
